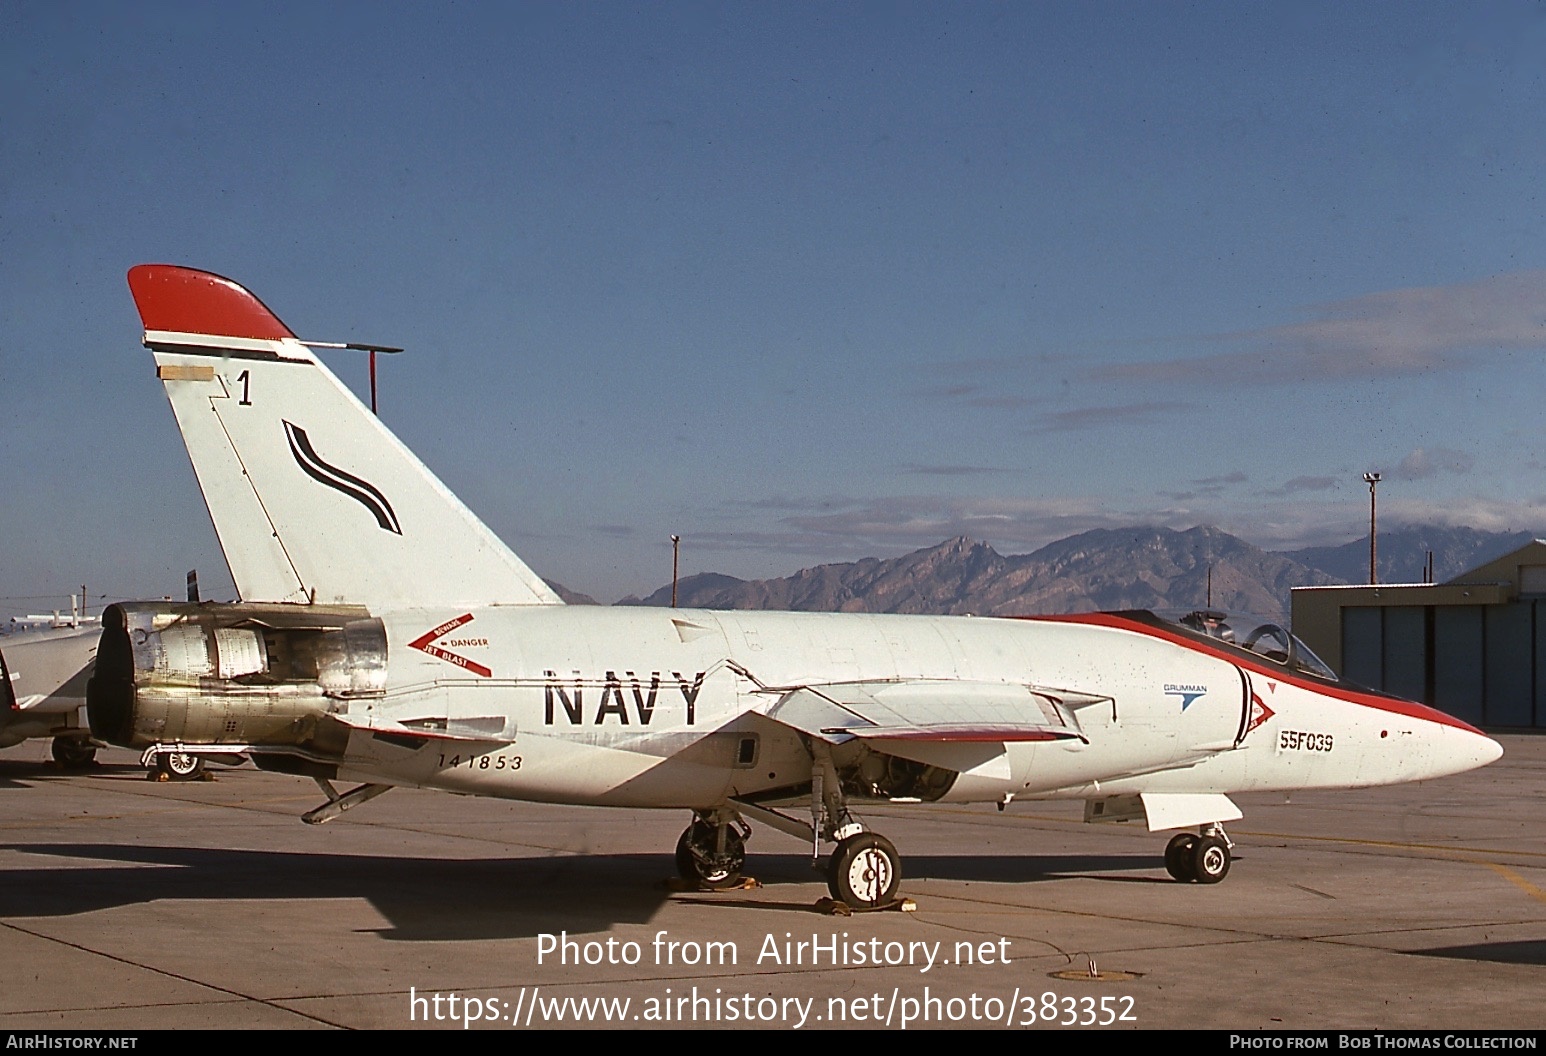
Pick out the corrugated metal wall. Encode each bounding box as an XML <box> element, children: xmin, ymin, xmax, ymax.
<box><xmin>1340</xmin><ymin>601</ymin><xmax>1543</xmax><ymax>728</ymax></box>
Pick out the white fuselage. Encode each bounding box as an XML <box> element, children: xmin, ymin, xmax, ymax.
<box><xmin>329</xmin><ymin>606</ymin><xmax>1499</xmax><ymax>809</ymax></box>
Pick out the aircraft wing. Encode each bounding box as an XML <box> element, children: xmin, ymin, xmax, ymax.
<box><xmin>0</xmin><ymin>626</ymin><xmax>98</xmax><ymax>713</ymax></box>
<box><xmin>761</xmin><ymin>679</ymin><xmax>1105</xmax><ymax>782</ymax></box>
<box><xmin>764</xmin><ymin>679</ymin><xmax>1103</xmax><ymax>745</ymax></box>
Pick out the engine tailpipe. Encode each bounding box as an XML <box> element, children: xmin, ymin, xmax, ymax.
<box><xmin>87</xmin><ymin>601</ymin><xmax>385</xmax><ymax>757</ymax></box>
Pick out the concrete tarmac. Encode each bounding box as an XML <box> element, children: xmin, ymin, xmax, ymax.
<box><xmin>1</xmin><ymin>734</ymin><xmax>1542</xmax><ymax>1031</ymax></box>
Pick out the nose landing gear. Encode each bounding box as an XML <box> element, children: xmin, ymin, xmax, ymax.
<box><xmin>1164</xmin><ymin>825</ymin><xmax>1232</xmax><ymax>884</ymax></box>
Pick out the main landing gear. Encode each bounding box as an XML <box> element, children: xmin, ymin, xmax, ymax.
<box><xmin>827</xmin><ymin>831</ymin><xmax>901</xmax><ymax>908</ymax></box>
<box><xmin>674</xmin><ymin>807</ymin><xmax>903</xmax><ymax>909</ymax></box>
<box><xmin>1164</xmin><ymin>825</ymin><xmax>1233</xmax><ymax>884</ymax></box>
<box><xmin>51</xmin><ymin>736</ymin><xmax>98</xmax><ymax>770</ymax></box>
<box><xmin>676</xmin><ymin>742</ymin><xmax>905</xmax><ymax>909</ymax></box>
<box><xmin>675</xmin><ymin>812</ymin><xmax>751</xmax><ymax>891</ymax></box>
<box><xmin>812</xmin><ymin>742</ymin><xmax>902</xmax><ymax>907</ymax></box>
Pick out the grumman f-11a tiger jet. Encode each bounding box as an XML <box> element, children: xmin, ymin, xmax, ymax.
<box><xmin>86</xmin><ymin>265</ymin><xmax>1502</xmax><ymax>907</ymax></box>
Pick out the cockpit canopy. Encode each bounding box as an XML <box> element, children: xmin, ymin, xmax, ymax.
<box><xmin>1152</xmin><ymin>609</ymin><xmax>1338</xmax><ymax>681</ymax></box>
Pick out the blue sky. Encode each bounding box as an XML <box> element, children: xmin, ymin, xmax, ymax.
<box><xmin>4</xmin><ymin>2</ymin><xmax>1546</xmax><ymax>607</ymax></box>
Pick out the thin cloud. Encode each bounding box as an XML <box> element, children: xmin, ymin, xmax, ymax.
<box><xmin>1162</xmin><ymin>471</ymin><xmax>1249</xmax><ymax>501</ymax></box>
<box><xmin>683</xmin><ymin>495</ymin><xmax>1132</xmax><ymax>557</ymax></box>
<box><xmin>735</xmin><ymin>494</ymin><xmax>857</xmax><ymax>512</ymax></box>
<box><xmin>1097</xmin><ymin>271</ymin><xmax>1546</xmax><ymax>385</ymax></box>
<box><xmin>968</xmin><ymin>394</ymin><xmax>1042</xmax><ymax>409</ymax></box>
<box><xmin>914</xmin><ymin>352</ymin><xmax>1079</xmax><ymax>409</ymax></box>
<box><xmin>1263</xmin><ymin>476</ymin><xmax>1339</xmax><ymax>497</ymax></box>
<box><xmin>1220</xmin><ymin>496</ymin><xmax>1546</xmax><ymax>550</ymax></box>
<box><xmin>679</xmin><ymin>486</ymin><xmax>1546</xmax><ymax>571</ymax></box>
<box><xmin>1395</xmin><ymin>447</ymin><xmax>1475</xmax><ymax>480</ymax></box>
<box><xmin>1375</xmin><ymin>497</ymin><xmax>1546</xmax><ymax>536</ymax></box>
<box><xmin>1196</xmin><ymin>472</ymin><xmax>1248</xmax><ymax>487</ymax></box>
<box><xmin>685</xmin><ymin>494</ymin><xmax>1224</xmax><ymax>560</ymax></box>
<box><xmin>1027</xmin><ymin>400</ymin><xmax>1192</xmax><ymax>434</ymax></box>
<box><xmin>905</xmin><ymin>384</ymin><xmax>1040</xmax><ymax>410</ymax></box>
<box><xmin>902</xmin><ymin>463</ymin><xmax>1016</xmax><ymax>477</ymax></box>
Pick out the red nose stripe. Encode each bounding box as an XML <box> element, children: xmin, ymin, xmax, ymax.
<box><xmin>1022</xmin><ymin>612</ymin><xmax>1488</xmax><ymax>737</ymax></box>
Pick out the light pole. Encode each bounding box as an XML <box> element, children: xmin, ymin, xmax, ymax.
<box><xmin>1363</xmin><ymin>472</ymin><xmax>1381</xmax><ymax>585</ymax></box>
<box><xmin>671</xmin><ymin>535</ymin><xmax>681</xmax><ymax>608</ymax></box>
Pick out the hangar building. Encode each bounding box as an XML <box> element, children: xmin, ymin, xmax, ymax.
<box><xmin>1291</xmin><ymin>540</ymin><xmax>1546</xmax><ymax>729</ymax></box>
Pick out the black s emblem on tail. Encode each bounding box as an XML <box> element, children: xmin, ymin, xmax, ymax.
<box><xmin>284</xmin><ymin>420</ymin><xmax>403</xmax><ymax>534</ymax></box>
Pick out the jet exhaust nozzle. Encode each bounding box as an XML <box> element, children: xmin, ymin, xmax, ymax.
<box><xmin>87</xmin><ymin>601</ymin><xmax>387</xmax><ymax>756</ymax></box>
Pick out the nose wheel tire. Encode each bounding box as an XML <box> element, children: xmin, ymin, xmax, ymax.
<box><xmin>1164</xmin><ymin>833</ymin><xmax>1199</xmax><ymax>882</ymax></box>
<box><xmin>156</xmin><ymin>751</ymin><xmax>205</xmax><ymax>780</ymax></box>
<box><xmin>827</xmin><ymin>832</ymin><xmax>901</xmax><ymax>908</ymax></box>
<box><xmin>1191</xmin><ymin>834</ymin><xmax>1231</xmax><ymax>884</ymax></box>
<box><xmin>675</xmin><ymin>820</ymin><xmax>746</xmax><ymax>890</ymax></box>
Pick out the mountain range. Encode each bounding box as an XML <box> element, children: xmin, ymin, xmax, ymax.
<box><xmin>544</xmin><ymin>524</ymin><xmax>1542</xmax><ymax>618</ymax></box>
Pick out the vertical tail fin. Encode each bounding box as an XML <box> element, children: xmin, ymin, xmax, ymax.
<box><xmin>128</xmin><ymin>265</ymin><xmax>563</xmax><ymax>609</ymax></box>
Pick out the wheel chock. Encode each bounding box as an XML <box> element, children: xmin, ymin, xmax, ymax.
<box><xmin>816</xmin><ymin>896</ymin><xmax>917</xmax><ymax>915</ymax></box>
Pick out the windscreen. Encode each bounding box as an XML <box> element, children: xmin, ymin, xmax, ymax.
<box><xmin>1156</xmin><ymin>609</ymin><xmax>1339</xmax><ymax>681</ymax></box>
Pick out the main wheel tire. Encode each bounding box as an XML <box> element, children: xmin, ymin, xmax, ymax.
<box><xmin>1191</xmin><ymin>834</ymin><xmax>1231</xmax><ymax>884</ymax></box>
<box><xmin>1164</xmin><ymin>833</ymin><xmax>1199</xmax><ymax>882</ymax></box>
<box><xmin>157</xmin><ymin>752</ymin><xmax>205</xmax><ymax>780</ymax></box>
<box><xmin>51</xmin><ymin>737</ymin><xmax>97</xmax><ymax>769</ymax></box>
<box><xmin>827</xmin><ymin>832</ymin><xmax>901</xmax><ymax>908</ymax></box>
<box><xmin>674</xmin><ymin>821</ymin><xmax>745</xmax><ymax>890</ymax></box>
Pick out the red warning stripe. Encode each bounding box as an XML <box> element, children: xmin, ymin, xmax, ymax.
<box><xmin>409</xmin><ymin>613</ymin><xmax>492</xmax><ymax>678</ymax></box>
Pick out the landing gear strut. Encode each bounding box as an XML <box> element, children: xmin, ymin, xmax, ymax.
<box><xmin>1164</xmin><ymin>825</ymin><xmax>1232</xmax><ymax>884</ymax></box>
<box><xmin>675</xmin><ymin>812</ymin><xmax>749</xmax><ymax>890</ymax></box>
<box><xmin>812</xmin><ymin>741</ymin><xmax>902</xmax><ymax>908</ymax></box>
<box><xmin>673</xmin><ymin>742</ymin><xmax>907</xmax><ymax>907</ymax></box>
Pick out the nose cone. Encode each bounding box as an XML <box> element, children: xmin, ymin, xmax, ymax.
<box><xmin>1428</xmin><ymin>724</ymin><xmax>1503</xmax><ymax>780</ymax></box>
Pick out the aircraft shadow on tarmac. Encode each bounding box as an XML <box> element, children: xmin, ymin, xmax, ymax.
<box><xmin>0</xmin><ymin>760</ymin><xmax>146</xmax><ymax>788</ymax></box>
<box><xmin>1405</xmin><ymin>940</ymin><xmax>1546</xmax><ymax>967</ymax></box>
<box><xmin>0</xmin><ymin>843</ymin><xmax>1157</xmax><ymax>940</ymax></box>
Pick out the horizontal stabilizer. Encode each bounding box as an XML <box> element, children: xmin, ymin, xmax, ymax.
<box><xmin>329</xmin><ymin>711</ymin><xmax>516</xmax><ymax>744</ymax></box>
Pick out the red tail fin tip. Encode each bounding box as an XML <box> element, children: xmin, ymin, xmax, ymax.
<box><xmin>127</xmin><ymin>264</ymin><xmax>294</xmax><ymax>340</ymax></box>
